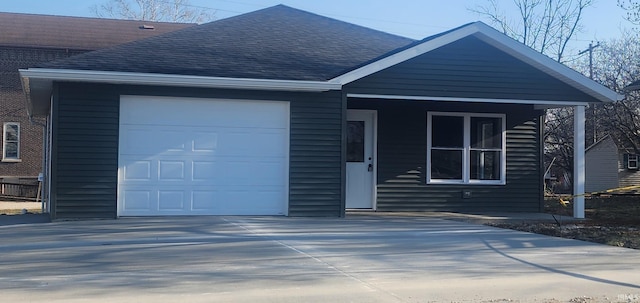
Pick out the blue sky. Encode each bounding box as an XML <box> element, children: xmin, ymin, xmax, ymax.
<box><xmin>1</xmin><ymin>0</ymin><xmax>631</xmax><ymax>51</ymax></box>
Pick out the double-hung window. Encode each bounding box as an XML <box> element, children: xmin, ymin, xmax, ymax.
<box><xmin>427</xmin><ymin>112</ymin><xmax>505</xmax><ymax>184</ymax></box>
<box><xmin>627</xmin><ymin>154</ymin><xmax>638</xmax><ymax>170</ymax></box>
<box><xmin>2</xmin><ymin>122</ymin><xmax>20</xmax><ymax>162</ymax></box>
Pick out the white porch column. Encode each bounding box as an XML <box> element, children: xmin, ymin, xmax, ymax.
<box><xmin>573</xmin><ymin>105</ymin><xmax>586</xmax><ymax>219</ymax></box>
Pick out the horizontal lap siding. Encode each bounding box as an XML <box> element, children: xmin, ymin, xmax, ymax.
<box><xmin>288</xmin><ymin>91</ymin><xmax>343</xmax><ymax>216</ymax></box>
<box><xmin>52</xmin><ymin>83</ymin><xmax>343</xmax><ymax>218</ymax></box>
<box><xmin>349</xmin><ymin>99</ymin><xmax>542</xmax><ymax>212</ymax></box>
<box><xmin>584</xmin><ymin>137</ymin><xmax>618</xmax><ymax>192</ymax></box>
<box><xmin>52</xmin><ymin>83</ymin><xmax>119</xmax><ymax>219</ymax></box>
<box><xmin>347</xmin><ymin>36</ymin><xmax>598</xmax><ymax>103</ymax></box>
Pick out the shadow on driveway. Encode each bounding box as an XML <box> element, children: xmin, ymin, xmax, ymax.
<box><xmin>0</xmin><ymin>215</ymin><xmax>638</xmax><ymax>302</ymax></box>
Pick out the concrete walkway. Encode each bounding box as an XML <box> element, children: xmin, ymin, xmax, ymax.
<box><xmin>0</xmin><ymin>215</ymin><xmax>638</xmax><ymax>302</ymax></box>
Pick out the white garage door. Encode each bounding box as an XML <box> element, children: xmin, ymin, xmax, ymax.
<box><xmin>118</xmin><ymin>96</ymin><xmax>289</xmax><ymax>216</ymax></box>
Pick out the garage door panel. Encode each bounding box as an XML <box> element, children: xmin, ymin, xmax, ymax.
<box><xmin>123</xmin><ymin>160</ymin><xmax>152</xmax><ymax>181</ymax></box>
<box><xmin>122</xmin><ymin>128</ymin><xmax>187</xmax><ymax>155</ymax></box>
<box><xmin>118</xmin><ymin>96</ymin><xmax>289</xmax><ymax>216</ymax></box>
<box><xmin>192</xmin><ymin>161</ymin><xmax>216</xmax><ymax>180</ymax></box>
<box><xmin>121</xmin><ymin>97</ymin><xmax>288</xmax><ymax>128</ymax></box>
<box><xmin>193</xmin><ymin>132</ymin><xmax>218</xmax><ymax>151</ymax></box>
<box><xmin>158</xmin><ymin>191</ymin><xmax>185</xmax><ymax>211</ymax></box>
<box><xmin>255</xmin><ymin>161</ymin><xmax>288</xmax><ymax>185</ymax></box>
<box><xmin>192</xmin><ymin>191</ymin><xmax>217</xmax><ymax>210</ymax></box>
<box><xmin>120</xmin><ymin>185</ymin><xmax>284</xmax><ymax>213</ymax></box>
<box><xmin>158</xmin><ymin>161</ymin><xmax>186</xmax><ymax>181</ymax></box>
<box><xmin>121</xmin><ymin>190</ymin><xmax>152</xmax><ymax>210</ymax></box>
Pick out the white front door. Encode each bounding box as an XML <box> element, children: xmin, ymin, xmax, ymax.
<box><xmin>346</xmin><ymin>110</ymin><xmax>376</xmax><ymax>209</ymax></box>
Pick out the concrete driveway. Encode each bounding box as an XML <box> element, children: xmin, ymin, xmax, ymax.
<box><xmin>0</xmin><ymin>215</ymin><xmax>639</xmax><ymax>303</ymax></box>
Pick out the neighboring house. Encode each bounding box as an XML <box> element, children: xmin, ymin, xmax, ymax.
<box><xmin>20</xmin><ymin>5</ymin><xmax>620</xmax><ymax>219</ymax></box>
<box><xmin>586</xmin><ymin>135</ymin><xmax>640</xmax><ymax>192</ymax></box>
<box><xmin>617</xmin><ymin>147</ymin><xmax>640</xmax><ymax>188</ymax></box>
<box><xmin>585</xmin><ymin>135</ymin><xmax>619</xmax><ymax>192</ymax></box>
<box><xmin>0</xmin><ymin>12</ymin><xmax>193</xmax><ymax>196</ymax></box>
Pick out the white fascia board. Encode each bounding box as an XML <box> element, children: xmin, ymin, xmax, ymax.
<box><xmin>19</xmin><ymin>68</ymin><xmax>341</xmax><ymax>92</ymax></box>
<box><xmin>333</xmin><ymin>22</ymin><xmax>622</xmax><ymax>103</ymax></box>
<box><xmin>347</xmin><ymin>93</ymin><xmax>592</xmax><ymax>106</ymax></box>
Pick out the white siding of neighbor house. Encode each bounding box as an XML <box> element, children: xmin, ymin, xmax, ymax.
<box><xmin>618</xmin><ymin>152</ymin><xmax>640</xmax><ymax>188</ymax></box>
<box><xmin>585</xmin><ymin>136</ymin><xmax>619</xmax><ymax>192</ymax></box>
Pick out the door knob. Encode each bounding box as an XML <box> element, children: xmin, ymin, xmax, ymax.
<box><xmin>368</xmin><ymin>164</ymin><xmax>373</xmax><ymax>172</ymax></box>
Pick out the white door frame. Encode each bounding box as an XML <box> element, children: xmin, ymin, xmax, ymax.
<box><xmin>346</xmin><ymin>109</ymin><xmax>377</xmax><ymax>210</ymax></box>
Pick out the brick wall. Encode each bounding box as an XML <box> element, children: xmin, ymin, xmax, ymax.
<box><xmin>0</xmin><ymin>46</ymin><xmax>86</xmax><ymax>179</ymax></box>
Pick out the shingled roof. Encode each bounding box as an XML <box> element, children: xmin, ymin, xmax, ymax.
<box><xmin>0</xmin><ymin>12</ymin><xmax>194</xmax><ymax>50</ymax></box>
<box><xmin>38</xmin><ymin>5</ymin><xmax>415</xmax><ymax>81</ymax></box>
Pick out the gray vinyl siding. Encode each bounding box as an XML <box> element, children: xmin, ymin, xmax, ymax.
<box><xmin>348</xmin><ymin>99</ymin><xmax>543</xmax><ymax>212</ymax></box>
<box><xmin>585</xmin><ymin>137</ymin><xmax>619</xmax><ymax>192</ymax></box>
<box><xmin>347</xmin><ymin>36</ymin><xmax>599</xmax><ymax>103</ymax></box>
<box><xmin>51</xmin><ymin>83</ymin><xmax>343</xmax><ymax>219</ymax></box>
<box><xmin>51</xmin><ymin>83</ymin><xmax>120</xmax><ymax>219</ymax></box>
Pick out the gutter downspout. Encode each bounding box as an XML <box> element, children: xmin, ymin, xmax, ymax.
<box><xmin>28</xmin><ymin>115</ymin><xmax>47</xmax><ymax>214</ymax></box>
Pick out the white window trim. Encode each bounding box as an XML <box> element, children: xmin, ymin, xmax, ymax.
<box><xmin>427</xmin><ymin>112</ymin><xmax>506</xmax><ymax>185</ymax></box>
<box><xmin>628</xmin><ymin>154</ymin><xmax>638</xmax><ymax>170</ymax></box>
<box><xmin>2</xmin><ymin>122</ymin><xmax>21</xmax><ymax>162</ymax></box>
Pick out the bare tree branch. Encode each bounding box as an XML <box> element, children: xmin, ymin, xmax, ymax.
<box><xmin>91</xmin><ymin>0</ymin><xmax>215</xmax><ymax>23</ymax></box>
<box><xmin>619</xmin><ymin>0</ymin><xmax>640</xmax><ymax>25</ymax></box>
<box><xmin>471</xmin><ymin>0</ymin><xmax>593</xmax><ymax>63</ymax></box>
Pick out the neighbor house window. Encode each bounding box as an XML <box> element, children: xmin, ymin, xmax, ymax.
<box><xmin>627</xmin><ymin>154</ymin><xmax>638</xmax><ymax>170</ymax></box>
<box><xmin>2</xmin><ymin>122</ymin><xmax>20</xmax><ymax>161</ymax></box>
<box><xmin>427</xmin><ymin>112</ymin><xmax>505</xmax><ymax>184</ymax></box>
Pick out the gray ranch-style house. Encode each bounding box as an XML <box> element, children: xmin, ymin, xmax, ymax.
<box><xmin>20</xmin><ymin>5</ymin><xmax>621</xmax><ymax>219</ymax></box>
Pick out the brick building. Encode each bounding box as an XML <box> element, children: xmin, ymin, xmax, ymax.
<box><xmin>0</xmin><ymin>12</ymin><xmax>193</xmax><ymax>196</ymax></box>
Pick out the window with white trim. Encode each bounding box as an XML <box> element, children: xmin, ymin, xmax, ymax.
<box><xmin>3</xmin><ymin>122</ymin><xmax>20</xmax><ymax>161</ymax></box>
<box><xmin>627</xmin><ymin>154</ymin><xmax>638</xmax><ymax>170</ymax></box>
<box><xmin>427</xmin><ymin>112</ymin><xmax>506</xmax><ymax>184</ymax></box>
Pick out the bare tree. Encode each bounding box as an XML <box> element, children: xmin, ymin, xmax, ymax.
<box><xmin>574</xmin><ymin>31</ymin><xmax>640</xmax><ymax>152</ymax></box>
<box><xmin>543</xmin><ymin>107</ymin><xmax>574</xmax><ymax>185</ymax></box>
<box><xmin>619</xmin><ymin>0</ymin><xmax>640</xmax><ymax>25</ymax></box>
<box><xmin>472</xmin><ymin>0</ymin><xmax>594</xmax><ymax>62</ymax></box>
<box><xmin>91</xmin><ymin>0</ymin><xmax>214</xmax><ymax>23</ymax></box>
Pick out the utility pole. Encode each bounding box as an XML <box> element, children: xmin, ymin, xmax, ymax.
<box><xmin>579</xmin><ymin>42</ymin><xmax>600</xmax><ymax>79</ymax></box>
<box><xmin>579</xmin><ymin>42</ymin><xmax>600</xmax><ymax>144</ymax></box>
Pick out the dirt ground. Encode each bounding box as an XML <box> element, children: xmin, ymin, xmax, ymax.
<box><xmin>488</xmin><ymin>195</ymin><xmax>640</xmax><ymax>250</ymax></box>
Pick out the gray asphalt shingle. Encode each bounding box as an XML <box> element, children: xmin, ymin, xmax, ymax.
<box><xmin>38</xmin><ymin>5</ymin><xmax>415</xmax><ymax>81</ymax></box>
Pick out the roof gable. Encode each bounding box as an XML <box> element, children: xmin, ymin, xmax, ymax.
<box><xmin>0</xmin><ymin>12</ymin><xmax>194</xmax><ymax>50</ymax></box>
<box><xmin>586</xmin><ymin>134</ymin><xmax>617</xmax><ymax>152</ymax></box>
<box><xmin>345</xmin><ymin>35</ymin><xmax>599</xmax><ymax>103</ymax></box>
<box><xmin>333</xmin><ymin>22</ymin><xmax>622</xmax><ymax>103</ymax></box>
<box><xmin>37</xmin><ymin>5</ymin><xmax>414</xmax><ymax>81</ymax></box>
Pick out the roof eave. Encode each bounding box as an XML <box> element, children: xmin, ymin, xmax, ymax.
<box><xmin>624</xmin><ymin>80</ymin><xmax>640</xmax><ymax>92</ymax></box>
<box><xmin>331</xmin><ymin>22</ymin><xmax>620</xmax><ymax>104</ymax></box>
<box><xmin>20</xmin><ymin>68</ymin><xmax>341</xmax><ymax>116</ymax></box>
